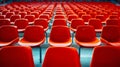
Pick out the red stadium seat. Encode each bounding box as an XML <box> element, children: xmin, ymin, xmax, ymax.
<box><xmin>90</xmin><ymin>46</ymin><xmax>120</xmax><ymax>67</ymax></box>
<box><xmin>42</xmin><ymin>47</ymin><xmax>81</xmax><ymax>67</ymax></box>
<box><xmin>106</xmin><ymin>19</ymin><xmax>120</xmax><ymax>27</ymax></box>
<box><xmin>2</xmin><ymin>10</ymin><xmax>9</xmax><ymax>15</ymax></box>
<box><xmin>24</xmin><ymin>15</ymin><xmax>35</xmax><ymax>24</ymax></box>
<box><xmin>52</xmin><ymin>19</ymin><xmax>67</xmax><ymax>26</ymax></box>
<box><xmin>5</xmin><ymin>12</ymin><xmax>15</xmax><ymax>18</ymax></box>
<box><xmin>0</xmin><ymin>15</ymin><xmax>5</xmax><ymax>19</ymax></box>
<box><xmin>14</xmin><ymin>19</ymin><xmax>29</xmax><ymax>32</ymax></box>
<box><xmin>96</xmin><ymin>15</ymin><xmax>106</xmax><ymax>22</ymax></box>
<box><xmin>34</xmin><ymin>19</ymin><xmax>48</xmax><ymax>31</ymax></box>
<box><xmin>18</xmin><ymin>25</ymin><xmax>45</xmax><ymax>47</ymax></box>
<box><xmin>0</xmin><ymin>25</ymin><xmax>19</xmax><ymax>47</ymax></box>
<box><xmin>31</xmin><ymin>12</ymin><xmax>40</xmax><ymax>18</ymax></box>
<box><xmin>0</xmin><ymin>19</ymin><xmax>10</xmax><ymax>26</ymax></box>
<box><xmin>39</xmin><ymin>14</ymin><xmax>50</xmax><ymax>21</ymax></box>
<box><xmin>109</xmin><ymin>15</ymin><xmax>119</xmax><ymax>19</ymax></box>
<box><xmin>68</xmin><ymin>14</ymin><xmax>79</xmax><ymax>23</ymax></box>
<box><xmin>49</xmin><ymin>26</ymin><xmax>72</xmax><ymax>47</ymax></box>
<box><xmin>54</xmin><ymin>15</ymin><xmax>66</xmax><ymax>19</ymax></box>
<box><xmin>0</xmin><ymin>46</ymin><xmax>35</xmax><ymax>67</ymax></box>
<box><xmin>89</xmin><ymin>18</ymin><xmax>102</xmax><ymax>32</ymax></box>
<box><xmin>78</xmin><ymin>12</ymin><xmax>86</xmax><ymax>17</ymax></box>
<box><xmin>75</xmin><ymin>25</ymin><xmax>101</xmax><ymax>47</ymax></box>
<box><xmin>0</xmin><ymin>12</ymin><xmax>2</xmax><ymax>15</ymax></box>
<box><xmin>19</xmin><ymin>12</ymin><xmax>27</xmax><ymax>18</ymax></box>
<box><xmin>56</xmin><ymin>12</ymin><xmax>64</xmax><ymax>15</ymax></box>
<box><xmin>81</xmin><ymin>14</ymin><xmax>91</xmax><ymax>22</ymax></box>
<box><xmin>70</xmin><ymin>18</ymin><xmax>84</xmax><ymax>32</ymax></box>
<box><xmin>10</xmin><ymin>15</ymin><xmax>21</xmax><ymax>22</ymax></box>
<box><xmin>100</xmin><ymin>25</ymin><xmax>120</xmax><ymax>46</ymax></box>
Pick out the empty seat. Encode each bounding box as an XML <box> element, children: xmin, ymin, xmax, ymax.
<box><xmin>96</xmin><ymin>15</ymin><xmax>106</xmax><ymax>22</ymax></box>
<box><xmin>90</xmin><ymin>12</ymin><xmax>97</xmax><ymax>18</ymax></box>
<box><xmin>109</xmin><ymin>15</ymin><xmax>119</xmax><ymax>19</ymax></box>
<box><xmin>90</xmin><ymin>46</ymin><xmax>120</xmax><ymax>67</ymax></box>
<box><xmin>42</xmin><ymin>47</ymin><xmax>81</xmax><ymax>67</ymax></box>
<box><xmin>34</xmin><ymin>19</ymin><xmax>48</xmax><ymax>31</ymax></box>
<box><xmin>68</xmin><ymin>14</ymin><xmax>78</xmax><ymax>23</ymax></box>
<box><xmin>2</xmin><ymin>10</ymin><xmax>9</xmax><ymax>15</ymax></box>
<box><xmin>19</xmin><ymin>12</ymin><xmax>27</xmax><ymax>18</ymax></box>
<box><xmin>54</xmin><ymin>15</ymin><xmax>66</xmax><ymax>19</ymax></box>
<box><xmin>75</xmin><ymin>25</ymin><xmax>101</xmax><ymax>47</ymax></box>
<box><xmin>5</xmin><ymin>12</ymin><xmax>15</xmax><ymax>18</ymax></box>
<box><xmin>81</xmin><ymin>14</ymin><xmax>91</xmax><ymax>22</ymax></box>
<box><xmin>0</xmin><ymin>12</ymin><xmax>2</xmax><ymax>15</ymax></box>
<box><xmin>56</xmin><ymin>12</ymin><xmax>64</xmax><ymax>15</ymax></box>
<box><xmin>14</xmin><ymin>19</ymin><xmax>29</xmax><ymax>32</ymax></box>
<box><xmin>52</xmin><ymin>19</ymin><xmax>67</xmax><ymax>27</ymax></box>
<box><xmin>78</xmin><ymin>12</ymin><xmax>86</xmax><ymax>17</ymax></box>
<box><xmin>106</xmin><ymin>19</ymin><xmax>120</xmax><ymax>27</ymax></box>
<box><xmin>0</xmin><ymin>46</ymin><xmax>35</xmax><ymax>67</ymax></box>
<box><xmin>70</xmin><ymin>18</ymin><xmax>84</xmax><ymax>32</ymax></box>
<box><xmin>42</xmin><ymin>12</ymin><xmax>52</xmax><ymax>17</ymax></box>
<box><xmin>24</xmin><ymin>15</ymin><xmax>35</xmax><ymax>24</ymax></box>
<box><xmin>49</xmin><ymin>26</ymin><xmax>72</xmax><ymax>47</ymax></box>
<box><xmin>10</xmin><ymin>15</ymin><xmax>21</xmax><ymax>22</ymax></box>
<box><xmin>18</xmin><ymin>25</ymin><xmax>45</xmax><ymax>47</ymax></box>
<box><xmin>100</xmin><ymin>25</ymin><xmax>120</xmax><ymax>46</ymax></box>
<box><xmin>31</xmin><ymin>12</ymin><xmax>39</xmax><ymax>18</ymax></box>
<box><xmin>0</xmin><ymin>19</ymin><xmax>10</xmax><ymax>26</ymax></box>
<box><xmin>0</xmin><ymin>25</ymin><xmax>19</xmax><ymax>47</ymax></box>
<box><xmin>89</xmin><ymin>18</ymin><xmax>102</xmax><ymax>32</ymax></box>
<box><xmin>39</xmin><ymin>14</ymin><xmax>50</xmax><ymax>21</ymax></box>
<box><xmin>0</xmin><ymin>15</ymin><xmax>5</xmax><ymax>19</ymax></box>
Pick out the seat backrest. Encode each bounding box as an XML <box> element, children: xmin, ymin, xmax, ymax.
<box><xmin>0</xmin><ymin>15</ymin><xmax>5</xmax><ymax>19</ymax></box>
<box><xmin>50</xmin><ymin>26</ymin><xmax>71</xmax><ymax>42</ymax></box>
<box><xmin>39</xmin><ymin>14</ymin><xmax>50</xmax><ymax>21</ymax></box>
<box><xmin>0</xmin><ymin>25</ymin><xmax>18</xmax><ymax>42</ymax></box>
<box><xmin>0</xmin><ymin>46</ymin><xmax>35</xmax><ymax>67</ymax></box>
<box><xmin>106</xmin><ymin>19</ymin><xmax>120</xmax><ymax>27</ymax></box>
<box><xmin>101</xmin><ymin>25</ymin><xmax>120</xmax><ymax>42</ymax></box>
<box><xmin>42</xmin><ymin>47</ymin><xmax>81</xmax><ymax>67</ymax></box>
<box><xmin>71</xmin><ymin>18</ymin><xmax>84</xmax><ymax>29</ymax></box>
<box><xmin>0</xmin><ymin>19</ymin><xmax>10</xmax><ymax>26</ymax></box>
<box><xmin>23</xmin><ymin>25</ymin><xmax>45</xmax><ymax>42</ymax></box>
<box><xmin>52</xmin><ymin>19</ymin><xmax>67</xmax><ymax>26</ymax></box>
<box><xmin>96</xmin><ymin>15</ymin><xmax>106</xmax><ymax>22</ymax></box>
<box><xmin>90</xmin><ymin>46</ymin><xmax>120</xmax><ymax>67</ymax></box>
<box><xmin>34</xmin><ymin>19</ymin><xmax>48</xmax><ymax>30</ymax></box>
<box><xmin>19</xmin><ymin>12</ymin><xmax>27</xmax><ymax>18</ymax></box>
<box><xmin>89</xmin><ymin>18</ymin><xmax>102</xmax><ymax>29</ymax></box>
<box><xmin>54</xmin><ymin>15</ymin><xmax>65</xmax><ymax>19</ymax></box>
<box><xmin>24</xmin><ymin>15</ymin><xmax>35</xmax><ymax>22</ymax></box>
<box><xmin>109</xmin><ymin>15</ymin><xmax>119</xmax><ymax>19</ymax></box>
<box><xmin>15</xmin><ymin>19</ymin><xmax>29</xmax><ymax>29</ymax></box>
<box><xmin>81</xmin><ymin>14</ymin><xmax>91</xmax><ymax>22</ymax></box>
<box><xmin>10</xmin><ymin>15</ymin><xmax>21</xmax><ymax>22</ymax></box>
<box><xmin>68</xmin><ymin>14</ymin><xmax>78</xmax><ymax>21</ymax></box>
<box><xmin>31</xmin><ymin>12</ymin><xmax>39</xmax><ymax>18</ymax></box>
<box><xmin>6</xmin><ymin>12</ymin><xmax>15</xmax><ymax>18</ymax></box>
<box><xmin>2</xmin><ymin>10</ymin><xmax>8</xmax><ymax>15</ymax></box>
<box><xmin>75</xmin><ymin>25</ymin><xmax>96</xmax><ymax>42</ymax></box>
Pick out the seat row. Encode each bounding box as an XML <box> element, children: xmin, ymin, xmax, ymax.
<box><xmin>0</xmin><ymin>46</ymin><xmax>120</xmax><ymax>67</ymax></box>
<box><xmin>0</xmin><ymin>17</ymin><xmax>120</xmax><ymax>33</ymax></box>
<box><xmin>0</xmin><ymin>25</ymin><xmax>120</xmax><ymax>47</ymax></box>
<box><xmin>1</xmin><ymin>2</ymin><xmax>120</xmax><ymax>25</ymax></box>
